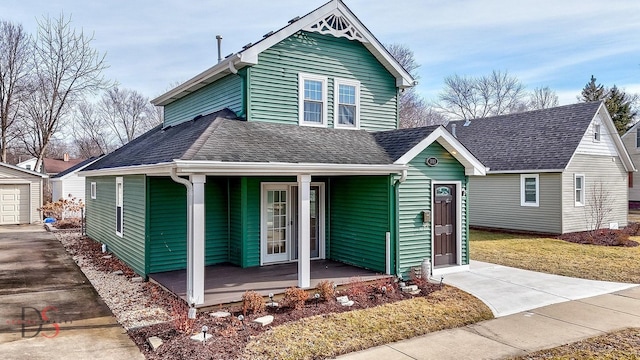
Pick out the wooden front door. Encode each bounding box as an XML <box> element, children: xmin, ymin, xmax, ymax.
<box><xmin>433</xmin><ymin>184</ymin><xmax>456</xmax><ymax>266</ymax></box>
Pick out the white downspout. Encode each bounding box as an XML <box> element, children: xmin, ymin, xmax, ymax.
<box><xmin>394</xmin><ymin>169</ymin><xmax>407</xmax><ymax>276</ymax></box>
<box><xmin>170</xmin><ymin>168</ymin><xmax>195</xmax><ymax>307</ymax></box>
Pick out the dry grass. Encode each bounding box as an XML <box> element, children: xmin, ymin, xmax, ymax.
<box><xmin>470</xmin><ymin>230</ymin><xmax>640</xmax><ymax>283</ymax></box>
<box><xmin>243</xmin><ymin>286</ymin><xmax>493</xmax><ymax>360</ymax></box>
<box><xmin>511</xmin><ymin>328</ymin><xmax>640</xmax><ymax>360</ymax></box>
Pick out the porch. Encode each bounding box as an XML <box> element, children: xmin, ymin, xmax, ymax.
<box><xmin>149</xmin><ymin>259</ymin><xmax>389</xmax><ymax>308</ymax></box>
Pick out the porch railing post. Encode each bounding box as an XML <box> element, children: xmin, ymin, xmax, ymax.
<box><xmin>297</xmin><ymin>174</ymin><xmax>311</xmax><ymax>288</ymax></box>
<box><xmin>191</xmin><ymin>175</ymin><xmax>207</xmax><ymax>305</ymax></box>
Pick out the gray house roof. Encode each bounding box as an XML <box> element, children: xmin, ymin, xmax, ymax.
<box><xmin>85</xmin><ymin>108</ymin><xmax>423</xmax><ymax>171</ymax></box>
<box><xmin>372</xmin><ymin>126</ymin><xmax>442</xmax><ymax>161</ymax></box>
<box><xmin>446</xmin><ymin>102</ymin><xmax>603</xmax><ymax>172</ymax></box>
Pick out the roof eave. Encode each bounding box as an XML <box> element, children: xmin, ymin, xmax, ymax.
<box><xmin>394</xmin><ymin>127</ymin><xmax>487</xmax><ymax>176</ymax></box>
<box><xmin>173</xmin><ymin>160</ymin><xmax>406</xmax><ymax>176</ymax></box>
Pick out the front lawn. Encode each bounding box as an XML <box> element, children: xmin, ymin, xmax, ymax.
<box><xmin>510</xmin><ymin>328</ymin><xmax>640</xmax><ymax>360</ymax></box>
<box><xmin>470</xmin><ymin>230</ymin><xmax>640</xmax><ymax>283</ymax></box>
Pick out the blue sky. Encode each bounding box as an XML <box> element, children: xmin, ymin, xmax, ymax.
<box><xmin>2</xmin><ymin>0</ymin><xmax>639</xmax><ymax>105</ymax></box>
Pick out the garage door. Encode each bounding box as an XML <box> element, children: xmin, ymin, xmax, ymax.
<box><xmin>0</xmin><ymin>184</ymin><xmax>30</xmax><ymax>225</ymax></box>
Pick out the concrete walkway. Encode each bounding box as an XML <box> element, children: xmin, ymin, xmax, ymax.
<box><xmin>0</xmin><ymin>228</ymin><xmax>143</xmax><ymax>360</ymax></box>
<box><xmin>444</xmin><ymin>261</ymin><xmax>637</xmax><ymax>317</ymax></box>
<box><xmin>339</xmin><ymin>262</ymin><xmax>640</xmax><ymax>360</ymax></box>
<box><xmin>339</xmin><ymin>287</ymin><xmax>640</xmax><ymax>360</ymax></box>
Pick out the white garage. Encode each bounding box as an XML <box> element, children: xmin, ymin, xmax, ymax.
<box><xmin>0</xmin><ymin>162</ymin><xmax>46</xmax><ymax>225</ymax></box>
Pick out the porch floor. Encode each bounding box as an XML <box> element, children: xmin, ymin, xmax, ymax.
<box><xmin>149</xmin><ymin>260</ymin><xmax>389</xmax><ymax>308</ymax></box>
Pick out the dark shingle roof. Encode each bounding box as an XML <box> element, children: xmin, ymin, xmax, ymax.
<box><xmin>373</xmin><ymin>125</ymin><xmax>441</xmax><ymax>161</ymax></box>
<box><xmin>446</xmin><ymin>102</ymin><xmax>602</xmax><ymax>172</ymax></box>
<box><xmin>88</xmin><ymin>108</ymin><xmax>447</xmax><ymax>171</ymax></box>
<box><xmin>52</xmin><ymin>156</ymin><xmax>102</xmax><ymax>178</ymax></box>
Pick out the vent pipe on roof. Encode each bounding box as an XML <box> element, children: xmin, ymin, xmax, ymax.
<box><xmin>451</xmin><ymin>123</ymin><xmax>457</xmax><ymax>138</ymax></box>
<box><xmin>216</xmin><ymin>35</ymin><xmax>223</xmax><ymax>63</ymax></box>
<box><xmin>463</xmin><ymin>119</ymin><xmax>471</xmax><ymax>127</ymax></box>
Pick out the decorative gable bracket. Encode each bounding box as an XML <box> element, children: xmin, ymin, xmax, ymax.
<box><xmin>304</xmin><ymin>11</ymin><xmax>367</xmax><ymax>43</ymax></box>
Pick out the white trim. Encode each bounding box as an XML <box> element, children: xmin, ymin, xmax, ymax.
<box><xmin>430</xmin><ymin>181</ymin><xmax>463</xmax><ymax>269</ymax></box>
<box><xmin>333</xmin><ymin>78</ymin><xmax>360</xmax><ymax>129</ymax></box>
<box><xmin>260</xmin><ymin>181</ymin><xmax>326</xmax><ymax>266</ymax></box>
<box><xmin>90</xmin><ymin>182</ymin><xmax>97</xmax><ymax>199</ymax></box>
<box><xmin>520</xmin><ymin>174</ymin><xmax>539</xmax><ymax>207</ymax></box>
<box><xmin>488</xmin><ymin>169</ymin><xmax>563</xmax><ymax>174</ymax></box>
<box><xmin>297</xmin><ymin>174</ymin><xmax>311</xmax><ymax>288</ymax></box>
<box><xmin>593</xmin><ymin>123</ymin><xmax>601</xmax><ymax>142</ymax></box>
<box><xmin>432</xmin><ymin>264</ymin><xmax>470</xmax><ymax>276</ymax></box>
<box><xmin>593</xmin><ymin>103</ymin><xmax>636</xmax><ymax>172</ymax></box>
<box><xmin>574</xmin><ymin>174</ymin><xmax>585</xmax><ymax>207</ymax></box>
<box><xmin>115</xmin><ymin>177</ymin><xmax>124</xmax><ymax>237</ymax></box>
<box><xmin>80</xmin><ymin>161</ymin><xmax>406</xmax><ymax>177</ymax></box>
<box><xmin>394</xmin><ymin>126</ymin><xmax>487</xmax><ymax>176</ymax></box>
<box><xmin>299</xmin><ymin>73</ymin><xmax>328</xmax><ymax>127</ymax></box>
<box><xmin>151</xmin><ymin>0</ymin><xmax>415</xmax><ymax>107</ymax></box>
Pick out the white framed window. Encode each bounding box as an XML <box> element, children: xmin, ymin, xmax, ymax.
<box><xmin>90</xmin><ymin>182</ymin><xmax>97</xmax><ymax>199</ymax></box>
<box><xmin>574</xmin><ymin>174</ymin><xmax>585</xmax><ymax>206</ymax></box>
<box><xmin>298</xmin><ymin>73</ymin><xmax>328</xmax><ymax>127</ymax></box>
<box><xmin>334</xmin><ymin>78</ymin><xmax>360</xmax><ymax>129</ymax></box>
<box><xmin>636</xmin><ymin>130</ymin><xmax>640</xmax><ymax>148</ymax></box>
<box><xmin>593</xmin><ymin>123</ymin><xmax>601</xmax><ymax>142</ymax></box>
<box><xmin>520</xmin><ymin>174</ymin><xmax>539</xmax><ymax>207</ymax></box>
<box><xmin>115</xmin><ymin>177</ymin><xmax>123</xmax><ymax>237</ymax></box>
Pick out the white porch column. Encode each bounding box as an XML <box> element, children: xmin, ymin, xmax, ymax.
<box><xmin>190</xmin><ymin>175</ymin><xmax>206</xmax><ymax>305</ymax></box>
<box><xmin>297</xmin><ymin>174</ymin><xmax>311</xmax><ymax>288</ymax></box>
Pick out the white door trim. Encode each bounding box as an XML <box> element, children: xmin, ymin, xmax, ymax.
<box><xmin>430</xmin><ymin>180</ymin><xmax>463</xmax><ymax>268</ymax></box>
<box><xmin>260</xmin><ymin>182</ymin><xmax>325</xmax><ymax>265</ymax></box>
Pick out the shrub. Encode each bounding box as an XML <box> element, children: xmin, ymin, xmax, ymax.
<box><xmin>242</xmin><ymin>290</ymin><xmax>265</xmax><ymax>315</ymax></box>
<box><xmin>345</xmin><ymin>277</ymin><xmax>369</xmax><ymax>301</ymax></box>
<box><xmin>316</xmin><ymin>280</ymin><xmax>335</xmax><ymax>301</ymax></box>
<box><xmin>282</xmin><ymin>287</ymin><xmax>308</xmax><ymax>309</ymax></box>
<box><xmin>169</xmin><ymin>297</ymin><xmax>194</xmax><ymax>334</ymax></box>
<box><xmin>39</xmin><ymin>195</ymin><xmax>84</xmax><ymax>220</ymax></box>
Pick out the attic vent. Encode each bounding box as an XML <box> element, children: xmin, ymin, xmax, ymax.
<box><xmin>304</xmin><ymin>12</ymin><xmax>365</xmax><ymax>42</ymax></box>
<box><xmin>288</xmin><ymin>16</ymin><xmax>300</xmax><ymax>24</ymax></box>
<box><xmin>242</xmin><ymin>43</ymin><xmax>253</xmax><ymax>49</ymax></box>
<box><xmin>263</xmin><ymin>31</ymin><xmax>274</xmax><ymax>38</ymax></box>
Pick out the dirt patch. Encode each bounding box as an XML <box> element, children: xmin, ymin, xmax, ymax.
<box><xmin>558</xmin><ymin>223</ymin><xmax>640</xmax><ymax>247</ymax></box>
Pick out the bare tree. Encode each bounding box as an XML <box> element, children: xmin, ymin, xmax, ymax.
<box><xmin>386</xmin><ymin>43</ymin><xmax>444</xmax><ymax>128</ymax></box>
<box><xmin>587</xmin><ymin>181</ymin><xmax>614</xmax><ymax>233</ymax></box>
<box><xmin>529</xmin><ymin>86</ymin><xmax>559</xmax><ymax>110</ymax></box>
<box><xmin>0</xmin><ymin>20</ymin><xmax>31</xmax><ymax>162</ymax></box>
<box><xmin>436</xmin><ymin>70</ymin><xmax>527</xmax><ymax>120</ymax></box>
<box><xmin>21</xmin><ymin>13</ymin><xmax>109</xmax><ymax>171</ymax></box>
<box><xmin>72</xmin><ymin>100</ymin><xmax>113</xmax><ymax>157</ymax></box>
<box><xmin>100</xmin><ymin>87</ymin><xmax>159</xmax><ymax>146</ymax></box>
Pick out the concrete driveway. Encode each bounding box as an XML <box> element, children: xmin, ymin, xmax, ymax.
<box><xmin>444</xmin><ymin>260</ymin><xmax>637</xmax><ymax>317</ymax></box>
<box><xmin>0</xmin><ymin>227</ymin><xmax>143</xmax><ymax>360</ymax></box>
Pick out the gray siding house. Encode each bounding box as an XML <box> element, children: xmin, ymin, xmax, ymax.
<box><xmin>621</xmin><ymin>122</ymin><xmax>640</xmax><ymax>205</ymax></box>
<box><xmin>448</xmin><ymin>102</ymin><xmax>635</xmax><ymax>234</ymax></box>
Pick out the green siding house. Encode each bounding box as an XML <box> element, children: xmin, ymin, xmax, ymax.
<box><xmin>81</xmin><ymin>0</ymin><xmax>486</xmax><ymax>306</ymax></box>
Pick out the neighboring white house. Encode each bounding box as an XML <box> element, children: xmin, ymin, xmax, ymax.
<box><xmin>16</xmin><ymin>158</ymin><xmax>39</xmax><ymax>172</ymax></box>
<box><xmin>51</xmin><ymin>156</ymin><xmax>102</xmax><ymax>203</ymax></box>
<box><xmin>0</xmin><ymin>162</ymin><xmax>47</xmax><ymax>225</ymax></box>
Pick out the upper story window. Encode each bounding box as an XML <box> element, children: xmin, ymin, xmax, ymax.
<box><xmin>520</xmin><ymin>174</ymin><xmax>539</xmax><ymax>207</ymax></box>
<box><xmin>26</xmin><ymin>165</ymin><xmax>31</xmax><ymax>170</ymax></box>
<box><xmin>334</xmin><ymin>79</ymin><xmax>360</xmax><ymax>129</ymax></box>
<box><xmin>636</xmin><ymin>129</ymin><xmax>640</xmax><ymax>148</ymax></box>
<box><xmin>593</xmin><ymin>123</ymin><xmax>601</xmax><ymax>142</ymax></box>
<box><xmin>90</xmin><ymin>182</ymin><xmax>97</xmax><ymax>200</ymax></box>
<box><xmin>574</xmin><ymin>174</ymin><xmax>585</xmax><ymax>206</ymax></box>
<box><xmin>299</xmin><ymin>73</ymin><xmax>327</xmax><ymax>127</ymax></box>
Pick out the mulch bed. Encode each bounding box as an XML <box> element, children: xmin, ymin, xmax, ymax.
<box><xmin>129</xmin><ymin>280</ymin><xmax>440</xmax><ymax>360</ymax></box>
<box><xmin>557</xmin><ymin>223</ymin><xmax>640</xmax><ymax>247</ymax></box>
<box><xmin>68</xmin><ymin>235</ymin><xmax>442</xmax><ymax>360</ymax></box>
